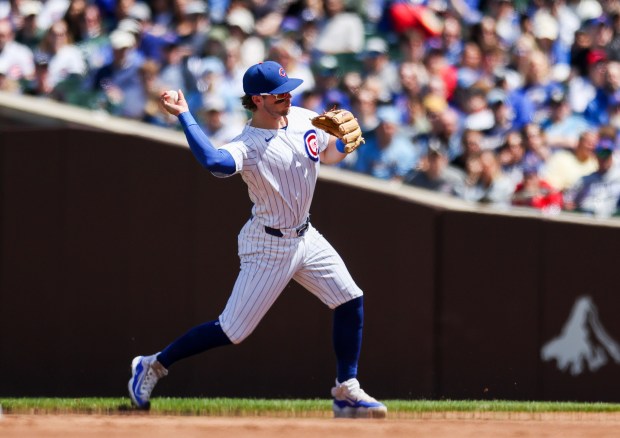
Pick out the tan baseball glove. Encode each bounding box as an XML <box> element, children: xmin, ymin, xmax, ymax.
<box><xmin>311</xmin><ymin>109</ymin><xmax>365</xmax><ymax>153</ymax></box>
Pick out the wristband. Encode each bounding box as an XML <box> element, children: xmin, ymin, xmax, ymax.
<box><xmin>335</xmin><ymin>139</ymin><xmax>346</xmax><ymax>153</ymax></box>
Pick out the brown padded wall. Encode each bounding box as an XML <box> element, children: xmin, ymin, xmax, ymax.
<box><xmin>0</xmin><ymin>129</ymin><xmax>437</xmax><ymax>399</ymax></box>
<box><xmin>438</xmin><ymin>213</ymin><xmax>620</xmax><ymax>402</ymax></box>
<box><xmin>538</xmin><ymin>221</ymin><xmax>620</xmax><ymax>402</ymax></box>
<box><xmin>3</xmin><ymin>128</ymin><xmax>620</xmax><ymax>401</ymax></box>
<box><xmin>438</xmin><ymin>212</ymin><xmax>542</xmax><ymax>400</ymax></box>
<box><xmin>0</xmin><ymin>128</ymin><xmax>247</xmax><ymax>396</ymax></box>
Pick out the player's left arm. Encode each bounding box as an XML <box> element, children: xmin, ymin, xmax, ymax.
<box><xmin>320</xmin><ymin>137</ymin><xmax>348</xmax><ymax>165</ymax></box>
<box><xmin>313</xmin><ymin>108</ymin><xmax>364</xmax><ymax>164</ymax></box>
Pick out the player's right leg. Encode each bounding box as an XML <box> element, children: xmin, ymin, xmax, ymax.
<box><xmin>128</xmin><ymin>218</ymin><xmax>299</xmax><ymax>408</ymax></box>
<box><xmin>128</xmin><ymin>319</ymin><xmax>232</xmax><ymax>409</ymax></box>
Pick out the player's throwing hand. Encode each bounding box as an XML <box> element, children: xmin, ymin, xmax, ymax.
<box><xmin>160</xmin><ymin>89</ymin><xmax>188</xmax><ymax>116</ymax></box>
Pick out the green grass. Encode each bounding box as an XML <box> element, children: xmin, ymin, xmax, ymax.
<box><xmin>2</xmin><ymin>398</ymin><xmax>620</xmax><ymax>417</ymax></box>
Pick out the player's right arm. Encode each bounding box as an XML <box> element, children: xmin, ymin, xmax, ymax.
<box><xmin>160</xmin><ymin>89</ymin><xmax>236</xmax><ymax>175</ymax></box>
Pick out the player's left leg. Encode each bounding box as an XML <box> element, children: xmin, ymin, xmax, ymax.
<box><xmin>293</xmin><ymin>225</ymin><xmax>387</xmax><ymax>418</ymax></box>
<box><xmin>330</xmin><ymin>297</ymin><xmax>387</xmax><ymax>419</ymax></box>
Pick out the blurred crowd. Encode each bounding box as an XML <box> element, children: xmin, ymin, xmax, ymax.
<box><xmin>2</xmin><ymin>0</ymin><xmax>620</xmax><ymax>218</ymax></box>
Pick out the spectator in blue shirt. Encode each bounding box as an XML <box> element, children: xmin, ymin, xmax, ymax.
<box><xmin>512</xmin><ymin>50</ymin><xmax>561</xmax><ymax>126</ymax></box>
<box><xmin>541</xmin><ymin>86</ymin><xmax>592</xmax><ymax>150</ymax></box>
<box><xmin>350</xmin><ymin>105</ymin><xmax>420</xmax><ymax>181</ymax></box>
<box><xmin>91</xmin><ymin>29</ymin><xmax>145</xmax><ymax>118</ymax></box>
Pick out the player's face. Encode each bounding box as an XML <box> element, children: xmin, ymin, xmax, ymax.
<box><xmin>262</xmin><ymin>93</ymin><xmax>291</xmax><ymax>105</ymax></box>
<box><xmin>261</xmin><ymin>93</ymin><xmax>291</xmax><ymax>117</ymax></box>
<box><xmin>260</xmin><ymin>92</ymin><xmax>290</xmax><ymax>102</ymax></box>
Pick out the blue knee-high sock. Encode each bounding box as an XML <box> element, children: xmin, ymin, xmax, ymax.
<box><xmin>333</xmin><ymin>296</ymin><xmax>363</xmax><ymax>383</ymax></box>
<box><xmin>156</xmin><ymin>320</ymin><xmax>232</xmax><ymax>369</ymax></box>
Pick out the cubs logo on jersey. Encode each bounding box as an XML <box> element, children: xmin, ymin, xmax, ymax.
<box><xmin>304</xmin><ymin>130</ymin><xmax>320</xmax><ymax>162</ymax></box>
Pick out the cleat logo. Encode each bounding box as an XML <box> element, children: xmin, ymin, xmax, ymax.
<box><xmin>130</xmin><ymin>360</ymin><xmax>149</xmax><ymax>407</ymax></box>
<box><xmin>132</xmin><ymin>361</ymin><xmax>145</xmax><ymax>397</ymax></box>
<box><xmin>541</xmin><ymin>295</ymin><xmax>620</xmax><ymax>375</ymax></box>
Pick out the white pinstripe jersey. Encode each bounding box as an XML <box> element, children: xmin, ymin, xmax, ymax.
<box><xmin>219</xmin><ymin>106</ymin><xmax>330</xmax><ymax>229</ymax></box>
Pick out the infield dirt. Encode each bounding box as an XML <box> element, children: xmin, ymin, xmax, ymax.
<box><xmin>2</xmin><ymin>413</ymin><xmax>620</xmax><ymax>437</ymax></box>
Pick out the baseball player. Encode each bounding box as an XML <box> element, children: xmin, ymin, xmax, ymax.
<box><xmin>128</xmin><ymin>61</ymin><xmax>386</xmax><ymax>419</ymax></box>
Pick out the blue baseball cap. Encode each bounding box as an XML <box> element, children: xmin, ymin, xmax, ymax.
<box><xmin>242</xmin><ymin>61</ymin><xmax>303</xmax><ymax>95</ymax></box>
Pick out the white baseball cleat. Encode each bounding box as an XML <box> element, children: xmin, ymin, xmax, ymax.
<box><xmin>128</xmin><ymin>354</ymin><xmax>168</xmax><ymax>410</ymax></box>
<box><xmin>331</xmin><ymin>378</ymin><xmax>387</xmax><ymax>419</ymax></box>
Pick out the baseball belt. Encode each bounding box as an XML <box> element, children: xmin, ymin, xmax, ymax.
<box><xmin>264</xmin><ymin>217</ymin><xmax>310</xmax><ymax>238</ymax></box>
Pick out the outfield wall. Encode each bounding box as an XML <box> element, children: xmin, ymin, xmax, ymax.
<box><xmin>1</xmin><ymin>94</ymin><xmax>619</xmax><ymax>401</ymax></box>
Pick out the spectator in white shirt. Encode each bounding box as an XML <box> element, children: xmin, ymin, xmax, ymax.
<box><xmin>35</xmin><ymin>19</ymin><xmax>86</xmax><ymax>88</ymax></box>
<box><xmin>0</xmin><ymin>18</ymin><xmax>35</xmax><ymax>81</ymax></box>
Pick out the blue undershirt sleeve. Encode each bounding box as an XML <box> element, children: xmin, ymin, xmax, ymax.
<box><xmin>178</xmin><ymin>111</ymin><xmax>236</xmax><ymax>175</ymax></box>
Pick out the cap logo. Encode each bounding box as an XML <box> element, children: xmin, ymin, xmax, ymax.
<box><xmin>279</xmin><ymin>67</ymin><xmax>286</xmax><ymax>77</ymax></box>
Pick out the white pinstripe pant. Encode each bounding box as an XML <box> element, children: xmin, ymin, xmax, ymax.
<box><xmin>219</xmin><ymin>217</ymin><xmax>363</xmax><ymax>344</ymax></box>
